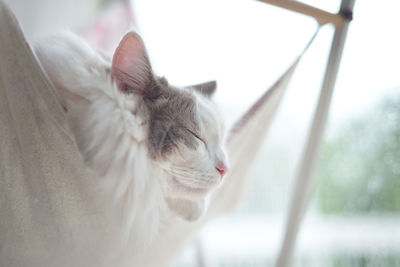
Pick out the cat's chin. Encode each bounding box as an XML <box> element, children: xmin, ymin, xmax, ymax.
<box><xmin>169</xmin><ymin>176</ymin><xmax>218</xmax><ymax>200</ymax></box>
<box><xmin>165</xmin><ymin>197</ymin><xmax>206</xmax><ymax>221</ymax></box>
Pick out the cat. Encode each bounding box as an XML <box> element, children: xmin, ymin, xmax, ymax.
<box><xmin>33</xmin><ymin>31</ymin><xmax>228</xmax><ymax>244</ymax></box>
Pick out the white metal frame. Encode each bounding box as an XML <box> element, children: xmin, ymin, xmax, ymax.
<box><xmin>255</xmin><ymin>1</ymin><xmax>356</xmax><ymax>266</ymax></box>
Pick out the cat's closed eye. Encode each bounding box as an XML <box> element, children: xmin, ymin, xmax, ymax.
<box><xmin>186</xmin><ymin>128</ymin><xmax>206</xmax><ymax>147</ymax></box>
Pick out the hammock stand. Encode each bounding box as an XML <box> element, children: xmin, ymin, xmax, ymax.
<box><xmin>256</xmin><ymin>1</ymin><xmax>356</xmax><ymax>266</ymax></box>
<box><xmin>0</xmin><ymin>0</ymin><xmax>355</xmax><ymax>266</ymax></box>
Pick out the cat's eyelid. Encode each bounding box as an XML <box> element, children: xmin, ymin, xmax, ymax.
<box><xmin>186</xmin><ymin>128</ymin><xmax>206</xmax><ymax>145</ymax></box>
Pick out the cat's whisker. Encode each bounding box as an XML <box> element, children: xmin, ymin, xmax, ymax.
<box><xmin>169</xmin><ymin>168</ymin><xmax>218</xmax><ymax>189</ymax></box>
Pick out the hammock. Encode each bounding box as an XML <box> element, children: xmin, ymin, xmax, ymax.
<box><xmin>0</xmin><ymin>0</ymin><xmax>346</xmax><ymax>266</ymax></box>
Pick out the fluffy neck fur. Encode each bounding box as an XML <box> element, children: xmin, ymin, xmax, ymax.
<box><xmin>63</xmin><ymin>65</ymin><xmax>168</xmax><ymax>245</ymax></box>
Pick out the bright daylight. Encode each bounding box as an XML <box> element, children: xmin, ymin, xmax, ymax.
<box><xmin>1</xmin><ymin>0</ymin><xmax>399</xmax><ymax>266</ymax></box>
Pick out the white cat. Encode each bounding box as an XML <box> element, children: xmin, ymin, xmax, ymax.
<box><xmin>34</xmin><ymin>31</ymin><xmax>228</xmax><ymax>244</ymax></box>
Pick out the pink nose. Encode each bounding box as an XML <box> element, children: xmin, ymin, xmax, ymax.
<box><xmin>216</xmin><ymin>165</ymin><xmax>227</xmax><ymax>178</ymax></box>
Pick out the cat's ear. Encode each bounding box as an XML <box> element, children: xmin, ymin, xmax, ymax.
<box><xmin>188</xmin><ymin>81</ymin><xmax>217</xmax><ymax>97</ymax></box>
<box><xmin>165</xmin><ymin>197</ymin><xmax>206</xmax><ymax>221</ymax></box>
<box><xmin>112</xmin><ymin>32</ymin><xmax>153</xmax><ymax>94</ymax></box>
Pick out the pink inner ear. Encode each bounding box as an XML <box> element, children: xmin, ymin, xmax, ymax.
<box><xmin>112</xmin><ymin>32</ymin><xmax>151</xmax><ymax>93</ymax></box>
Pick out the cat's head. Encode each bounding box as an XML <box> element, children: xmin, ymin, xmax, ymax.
<box><xmin>112</xmin><ymin>32</ymin><xmax>228</xmax><ymax>221</ymax></box>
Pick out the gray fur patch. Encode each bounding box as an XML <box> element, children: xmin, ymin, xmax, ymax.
<box><xmin>143</xmin><ymin>78</ymin><xmax>200</xmax><ymax>158</ymax></box>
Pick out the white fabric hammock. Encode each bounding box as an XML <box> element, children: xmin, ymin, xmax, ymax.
<box><xmin>0</xmin><ymin>0</ymin><xmax>317</xmax><ymax>266</ymax></box>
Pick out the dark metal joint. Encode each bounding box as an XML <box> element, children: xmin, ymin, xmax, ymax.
<box><xmin>340</xmin><ymin>9</ymin><xmax>353</xmax><ymax>21</ymax></box>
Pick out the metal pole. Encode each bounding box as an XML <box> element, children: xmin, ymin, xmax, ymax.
<box><xmin>275</xmin><ymin>0</ymin><xmax>356</xmax><ymax>267</ymax></box>
<box><xmin>255</xmin><ymin>0</ymin><xmax>346</xmax><ymax>27</ymax></box>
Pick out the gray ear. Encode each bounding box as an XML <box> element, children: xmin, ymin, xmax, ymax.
<box><xmin>188</xmin><ymin>80</ymin><xmax>217</xmax><ymax>97</ymax></box>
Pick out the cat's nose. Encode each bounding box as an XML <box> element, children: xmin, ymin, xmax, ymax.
<box><xmin>216</xmin><ymin>164</ymin><xmax>227</xmax><ymax>178</ymax></box>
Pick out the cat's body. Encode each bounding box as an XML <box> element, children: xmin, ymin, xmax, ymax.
<box><xmin>33</xmin><ymin>31</ymin><xmax>228</xmax><ymax>245</ymax></box>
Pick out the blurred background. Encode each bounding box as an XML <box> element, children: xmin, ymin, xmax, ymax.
<box><xmin>6</xmin><ymin>0</ymin><xmax>399</xmax><ymax>266</ymax></box>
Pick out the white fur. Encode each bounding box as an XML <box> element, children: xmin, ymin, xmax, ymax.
<box><xmin>34</xmin><ymin>32</ymin><xmax>227</xmax><ymax>246</ymax></box>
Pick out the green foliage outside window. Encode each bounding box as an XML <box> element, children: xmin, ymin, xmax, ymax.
<box><xmin>317</xmin><ymin>94</ymin><xmax>400</xmax><ymax>214</ymax></box>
